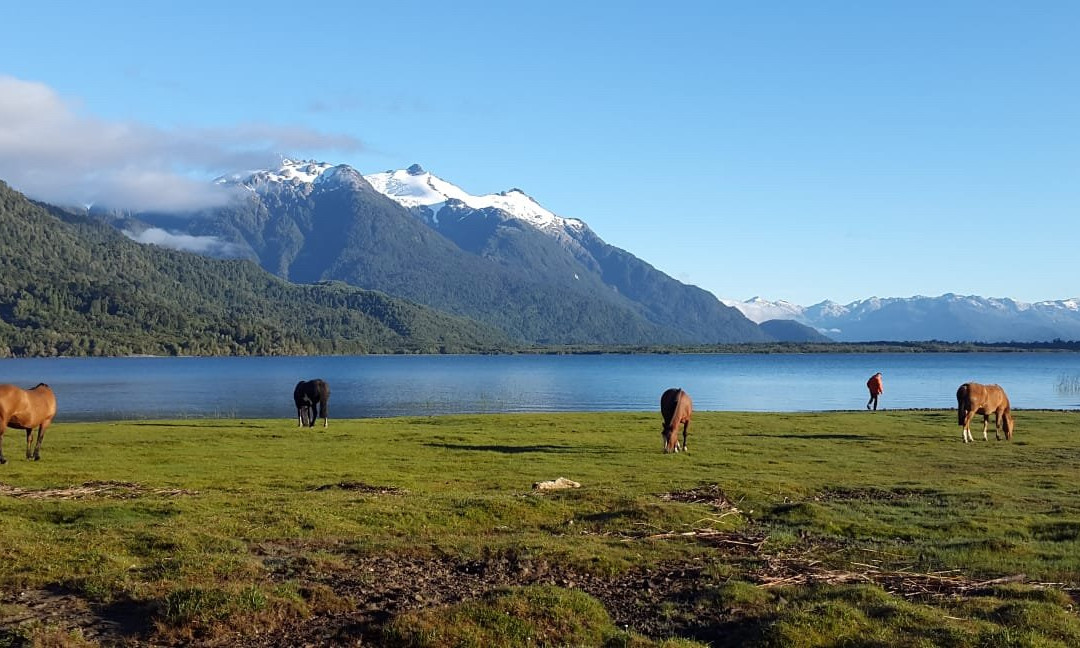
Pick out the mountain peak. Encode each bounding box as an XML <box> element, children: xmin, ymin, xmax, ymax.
<box><xmin>217</xmin><ymin>159</ymin><xmax>334</xmax><ymax>188</ymax></box>
<box><xmin>272</xmin><ymin>159</ymin><xmax>333</xmax><ymax>182</ymax></box>
<box><xmin>365</xmin><ymin>166</ymin><xmax>585</xmax><ymax>234</ymax></box>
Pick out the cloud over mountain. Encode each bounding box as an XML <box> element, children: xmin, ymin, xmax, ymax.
<box><xmin>121</xmin><ymin>227</ymin><xmax>245</xmax><ymax>256</ymax></box>
<box><xmin>0</xmin><ymin>76</ymin><xmax>364</xmax><ymax>212</ymax></box>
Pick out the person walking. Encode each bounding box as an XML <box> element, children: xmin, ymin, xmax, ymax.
<box><xmin>866</xmin><ymin>372</ymin><xmax>884</xmax><ymax>410</ymax></box>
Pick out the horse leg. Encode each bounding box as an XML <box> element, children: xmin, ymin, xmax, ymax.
<box><xmin>320</xmin><ymin>401</ymin><xmax>328</xmax><ymax>428</ymax></box>
<box><xmin>0</xmin><ymin>424</ymin><xmax>6</xmax><ymax>464</ymax></box>
<box><xmin>982</xmin><ymin>414</ymin><xmax>990</xmax><ymax>441</ymax></box>
<box><xmin>30</xmin><ymin>423</ymin><xmax>45</xmax><ymax>460</ymax></box>
<box><xmin>681</xmin><ymin>420</ymin><xmax>690</xmax><ymax>453</ymax></box>
<box><xmin>961</xmin><ymin>410</ymin><xmax>975</xmax><ymax>443</ymax></box>
<box><xmin>993</xmin><ymin>411</ymin><xmax>1002</xmax><ymax>441</ymax></box>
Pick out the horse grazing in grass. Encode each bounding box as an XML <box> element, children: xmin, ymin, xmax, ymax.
<box><xmin>660</xmin><ymin>388</ymin><xmax>693</xmax><ymax>453</ymax></box>
<box><xmin>0</xmin><ymin>383</ymin><xmax>57</xmax><ymax>463</ymax></box>
<box><xmin>294</xmin><ymin>379</ymin><xmax>330</xmax><ymax>428</ymax></box>
<box><xmin>957</xmin><ymin>382</ymin><xmax>1013</xmax><ymax>443</ymax></box>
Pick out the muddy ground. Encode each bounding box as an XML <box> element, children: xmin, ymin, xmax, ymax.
<box><xmin>0</xmin><ymin>536</ymin><xmax>770</xmax><ymax>647</ymax></box>
<box><xmin>2</xmin><ymin>530</ymin><xmax>1032</xmax><ymax>647</ymax></box>
<box><xmin>1</xmin><ymin>484</ymin><xmax>1064</xmax><ymax>646</ymax></box>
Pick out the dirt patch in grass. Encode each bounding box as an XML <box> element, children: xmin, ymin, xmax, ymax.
<box><xmin>0</xmin><ymin>480</ymin><xmax>196</xmax><ymax>500</ymax></box>
<box><xmin>307</xmin><ymin>481</ymin><xmax>406</xmax><ymax>495</ymax></box>
<box><xmin>658</xmin><ymin>483</ymin><xmax>740</xmax><ymax>510</ymax></box>
<box><xmin>246</xmin><ymin>544</ymin><xmax>739</xmax><ymax>645</ymax></box>
<box><xmin>2</xmin><ymin>531</ymin><xmax>1074</xmax><ymax>646</ymax></box>
<box><xmin>812</xmin><ymin>486</ymin><xmax>941</xmax><ymax>503</ymax></box>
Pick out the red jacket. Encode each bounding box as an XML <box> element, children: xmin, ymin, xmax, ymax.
<box><xmin>867</xmin><ymin>374</ymin><xmax>883</xmax><ymax>395</ymax></box>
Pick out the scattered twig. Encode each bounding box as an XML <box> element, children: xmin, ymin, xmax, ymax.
<box><xmin>0</xmin><ymin>480</ymin><xmax>196</xmax><ymax>499</ymax></box>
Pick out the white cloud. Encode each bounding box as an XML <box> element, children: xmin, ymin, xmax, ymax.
<box><xmin>0</xmin><ymin>75</ymin><xmax>364</xmax><ymax>211</ymax></box>
<box><xmin>122</xmin><ymin>227</ymin><xmax>245</xmax><ymax>256</ymax></box>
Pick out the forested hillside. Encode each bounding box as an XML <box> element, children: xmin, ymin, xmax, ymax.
<box><xmin>0</xmin><ymin>182</ymin><xmax>508</xmax><ymax>357</ymax></box>
<box><xmin>122</xmin><ymin>163</ymin><xmax>768</xmax><ymax>345</ymax></box>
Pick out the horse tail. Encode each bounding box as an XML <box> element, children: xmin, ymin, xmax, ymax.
<box><xmin>956</xmin><ymin>383</ymin><xmax>970</xmax><ymax>426</ymax></box>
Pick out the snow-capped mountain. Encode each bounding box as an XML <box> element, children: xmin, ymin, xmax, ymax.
<box><xmin>364</xmin><ymin>164</ymin><xmax>585</xmax><ymax>235</ymax></box>
<box><xmin>116</xmin><ymin>159</ymin><xmax>767</xmax><ymax>345</ymax></box>
<box><xmin>100</xmin><ymin>158</ymin><xmax>1080</xmax><ymax>345</ymax></box>
<box><xmin>724</xmin><ymin>294</ymin><xmax>1080</xmax><ymax>342</ymax></box>
<box><xmin>216</xmin><ymin>159</ymin><xmax>368</xmax><ymax>196</ymax></box>
<box><xmin>720</xmin><ymin>296</ymin><xmax>806</xmax><ymax>324</ymax></box>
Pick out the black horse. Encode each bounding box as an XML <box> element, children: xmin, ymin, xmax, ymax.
<box><xmin>293</xmin><ymin>379</ymin><xmax>330</xmax><ymax>428</ymax></box>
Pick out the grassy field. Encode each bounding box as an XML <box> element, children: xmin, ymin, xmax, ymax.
<box><xmin>1</xmin><ymin>409</ymin><xmax>1079</xmax><ymax>646</ymax></box>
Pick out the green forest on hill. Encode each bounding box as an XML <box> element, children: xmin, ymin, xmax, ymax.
<box><xmin>0</xmin><ymin>182</ymin><xmax>508</xmax><ymax>357</ymax></box>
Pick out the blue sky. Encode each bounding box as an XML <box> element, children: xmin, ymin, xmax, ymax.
<box><xmin>1</xmin><ymin>1</ymin><xmax>1076</xmax><ymax>305</ymax></box>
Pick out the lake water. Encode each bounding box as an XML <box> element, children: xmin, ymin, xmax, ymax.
<box><xmin>0</xmin><ymin>352</ymin><xmax>1075</xmax><ymax>423</ymax></box>
<box><xmin>0</xmin><ymin>353</ymin><xmax>1078</xmax><ymax>422</ymax></box>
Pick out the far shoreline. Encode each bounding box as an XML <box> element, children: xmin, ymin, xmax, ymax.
<box><xmin>4</xmin><ymin>339</ymin><xmax>1080</xmax><ymax>360</ymax></box>
<box><xmin>50</xmin><ymin>408</ymin><xmax>1080</xmax><ymax>425</ymax></box>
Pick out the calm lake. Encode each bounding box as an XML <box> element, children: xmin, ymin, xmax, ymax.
<box><xmin>1</xmin><ymin>353</ymin><xmax>1078</xmax><ymax>422</ymax></box>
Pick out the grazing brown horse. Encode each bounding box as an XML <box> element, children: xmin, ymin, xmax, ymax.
<box><xmin>0</xmin><ymin>383</ymin><xmax>57</xmax><ymax>463</ymax></box>
<box><xmin>957</xmin><ymin>382</ymin><xmax>1013</xmax><ymax>443</ymax></box>
<box><xmin>294</xmin><ymin>379</ymin><xmax>330</xmax><ymax>428</ymax></box>
<box><xmin>660</xmin><ymin>388</ymin><xmax>693</xmax><ymax>453</ymax></box>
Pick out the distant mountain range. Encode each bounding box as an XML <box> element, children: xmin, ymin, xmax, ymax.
<box><xmin>104</xmin><ymin>160</ymin><xmax>769</xmax><ymax>345</ymax></box>
<box><xmin>23</xmin><ymin>156</ymin><xmax>1076</xmax><ymax>347</ymax></box>
<box><xmin>723</xmin><ymin>295</ymin><xmax>1080</xmax><ymax>342</ymax></box>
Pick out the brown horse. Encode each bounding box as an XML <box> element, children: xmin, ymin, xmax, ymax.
<box><xmin>956</xmin><ymin>382</ymin><xmax>1013</xmax><ymax>443</ymax></box>
<box><xmin>660</xmin><ymin>388</ymin><xmax>692</xmax><ymax>453</ymax></box>
<box><xmin>0</xmin><ymin>383</ymin><xmax>57</xmax><ymax>463</ymax></box>
<box><xmin>294</xmin><ymin>379</ymin><xmax>330</xmax><ymax>428</ymax></box>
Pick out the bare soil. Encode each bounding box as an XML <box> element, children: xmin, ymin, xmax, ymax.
<box><xmin>1</xmin><ymin>538</ymin><xmax>762</xmax><ymax>647</ymax></box>
<box><xmin>1</xmin><ymin>484</ymin><xmax>1069</xmax><ymax>646</ymax></box>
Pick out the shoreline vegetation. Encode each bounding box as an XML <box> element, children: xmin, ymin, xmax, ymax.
<box><xmin>529</xmin><ymin>339</ymin><xmax>1080</xmax><ymax>355</ymax></box>
<box><xmin>3</xmin><ymin>339</ymin><xmax>1080</xmax><ymax>359</ymax></box>
<box><xmin>1</xmin><ymin>410</ymin><xmax>1079</xmax><ymax>646</ymax></box>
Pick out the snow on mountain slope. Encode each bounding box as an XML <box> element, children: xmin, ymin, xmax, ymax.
<box><xmin>729</xmin><ymin>294</ymin><xmax>1080</xmax><ymax>321</ymax></box>
<box><xmin>725</xmin><ymin>294</ymin><xmax>1080</xmax><ymax>342</ymax></box>
<box><xmin>720</xmin><ymin>296</ymin><xmax>806</xmax><ymax>324</ymax></box>
<box><xmin>223</xmin><ymin>159</ymin><xmax>587</xmax><ymax>237</ymax></box>
<box><xmin>364</xmin><ymin>164</ymin><xmax>585</xmax><ymax>233</ymax></box>
<box><xmin>217</xmin><ymin>159</ymin><xmax>334</xmax><ymax>189</ymax></box>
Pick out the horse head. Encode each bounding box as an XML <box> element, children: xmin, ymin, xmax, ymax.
<box><xmin>661</xmin><ymin>423</ymin><xmax>679</xmax><ymax>453</ymax></box>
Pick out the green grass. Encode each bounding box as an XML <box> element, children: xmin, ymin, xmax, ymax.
<box><xmin>1</xmin><ymin>410</ymin><xmax>1079</xmax><ymax>646</ymax></box>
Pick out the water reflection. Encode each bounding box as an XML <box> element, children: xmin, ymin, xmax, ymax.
<box><xmin>0</xmin><ymin>353</ymin><xmax>1076</xmax><ymax>421</ymax></box>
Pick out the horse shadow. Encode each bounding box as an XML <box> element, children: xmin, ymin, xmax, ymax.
<box><xmin>424</xmin><ymin>443</ymin><xmax>580</xmax><ymax>454</ymax></box>
<box><xmin>17</xmin><ymin>584</ymin><xmax>157</xmax><ymax>643</ymax></box>
<box><xmin>737</xmin><ymin>433</ymin><xmax>873</xmax><ymax>441</ymax></box>
<box><xmin>127</xmin><ymin>422</ymin><xmax>243</xmax><ymax>428</ymax></box>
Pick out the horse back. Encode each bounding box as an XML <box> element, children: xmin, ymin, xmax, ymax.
<box><xmin>0</xmin><ymin>383</ymin><xmax>56</xmax><ymax>428</ymax></box>
<box><xmin>294</xmin><ymin>379</ymin><xmax>330</xmax><ymax>405</ymax></box>
<box><xmin>987</xmin><ymin>384</ymin><xmax>1010</xmax><ymax>413</ymax></box>
<box><xmin>958</xmin><ymin>382</ymin><xmax>1009</xmax><ymax>415</ymax></box>
<box><xmin>661</xmin><ymin>388</ymin><xmax>692</xmax><ymax>426</ymax></box>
